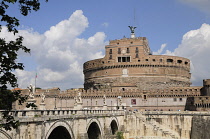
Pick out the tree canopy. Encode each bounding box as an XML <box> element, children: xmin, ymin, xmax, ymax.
<box><xmin>0</xmin><ymin>0</ymin><xmax>47</xmax><ymax>130</ymax></box>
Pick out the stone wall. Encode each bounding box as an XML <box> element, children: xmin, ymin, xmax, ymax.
<box><xmin>191</xmin><ymin>116</ymin><xmax>210</xmax><ymax>139</ymax></box>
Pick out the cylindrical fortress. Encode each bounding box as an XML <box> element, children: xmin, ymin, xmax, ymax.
<box><xmin>83</xmin><ymin>37</ymin><xmax>191</xmax><ymax>90</ymax></box>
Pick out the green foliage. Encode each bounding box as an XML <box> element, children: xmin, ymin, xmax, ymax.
<box><xmin>0</xmin><ymin>0</ymin><xmax>48</xmax><ymax>131</ymax></box>
<box><xmin>116</xmin><ymin>131</ymin><xmax>124</xmax><ymax>139</ymax></box>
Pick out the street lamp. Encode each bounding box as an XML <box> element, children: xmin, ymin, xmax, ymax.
<box><xmin>66</xmin><ymin>98</ymin><xmax>67</xmax><ymax>110</ymax></box>
<box><xmin>91</xmin><ymin>97</ymin><xmax>92</xmax><ymax>109</ymax></box>
<box><xmin>54</xmin><ymin>96</ymin><xmax>57</xmax><ymax>109</ymax></box>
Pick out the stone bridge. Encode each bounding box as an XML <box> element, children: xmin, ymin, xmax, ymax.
<box><xmin>0</xmin><ymin>110</ymin><xmax>125</xmax><ymax>139</ymax></box>
<box><xmin>1</xmin><ymin>110</ymin><xmax>210</xmax><ymax>139</ymax></box>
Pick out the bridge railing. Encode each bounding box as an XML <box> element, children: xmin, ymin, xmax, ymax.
<box><xmin>0</xmin><ymin>109</ymin><xmax>125</xmax><ymax>119</ymax></box>
<box><xmin>138</xmin><ymin>111</ymin><xmax>210</xmax><ymax>116</ymax></box>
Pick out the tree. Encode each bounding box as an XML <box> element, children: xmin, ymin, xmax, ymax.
<box><xmin>0</xmin><ymin>0</ymin><xmax>48</xmax><ymax>130</ymax></box>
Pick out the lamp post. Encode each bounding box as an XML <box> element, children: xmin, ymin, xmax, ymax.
<box><xmin>54</xmin><ymin>96</ymin><xmax>57</xmax><ymax>109</ymax></box>
<box><xmin>91</xmin><ymin>97</ymin><xmax>92</xmax><ymax>110</ymax></box>
<box><xmin>66</xmin><ymin>98</ymin><xmax>67</xmax><ymax>110</ymax></box>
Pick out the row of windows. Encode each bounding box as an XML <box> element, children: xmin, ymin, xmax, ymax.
<box><xmin>109</xmin><ymin>55</ymin><xmax>188</xmax><ymax>65</ymax></box>
<box><xmin>109</xmin><ymin>47</ymin><xmax>139</xmax><ymax>54</ymax></box>
<box><xmin>118</xmin><ymin>56</ymin><xmax>130</xmax><ymax>62</ymax></box>
<box><xmin>143</xmin><ymin>58</ymin><xmax>188</xmax><ymax>65</ymax></box>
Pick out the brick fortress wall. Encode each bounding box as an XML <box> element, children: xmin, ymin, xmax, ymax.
<box><xmin>83</xmin><ymin>37</ymin><xmax>191</xmax><ymax>90</ymax></box>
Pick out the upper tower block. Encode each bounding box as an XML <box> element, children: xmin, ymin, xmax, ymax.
<box><xmin>105</xmin><ymin>37</ymin><xmax>151</xmax><ymax>63</ymax></box>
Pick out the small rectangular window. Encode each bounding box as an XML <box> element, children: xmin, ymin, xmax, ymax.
<box><xmin>127</xmin><ymin>57</ymin><xmax>130</xmax><ymax>62</ymax></box>
<box><xmin>135</xmin><ymin>47</ymin><xmax>139</xmax><ymax>53</ymax></box>
<box><xmin>136</xmin><ymin>54</ymin><xmax>139</xmax><ymax>58</ymax></box>
<box><xmin>118</xmin><ymin>48</ymin><xmax>121</xmax><ymax>54</ymax></box>
<box><xmin>174</xmin><ymin>98</ymin><xmax>177</xmax><ymax>101</ymax></box>
<box><xmin>127</xmin><ymin>48</ymin><xmax>130</xmax><ymax>53</ymax></box>
<box><xmin>109</xmin><ymin>55</ymin><xmax>112</xmax><ymax>59</ymax></box>
<box><xmin>122</xmin><ymin>57</ymin><xmax>126</xmax><ymax>62</ymax></box>
<box><xmin>109</xmin><ymin>49</ymin><xmax>112</xmax><ymax>54</ymax></box>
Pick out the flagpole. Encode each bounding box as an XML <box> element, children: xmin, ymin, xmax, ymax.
<box><xmin>35</xmin><ymin>73</ymin><xmax>37</xmax><ymax>92</ymax></box>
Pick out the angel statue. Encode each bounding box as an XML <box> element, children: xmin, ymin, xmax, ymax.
<box><xmin>28</xmin><ymin>84</ymin><xmax>35</xmax><ymax>99</ymax></box>
<box><xmin>128</xmin><ymin>26</ymin><xmax>137</xmax><ymax>34</ymax></box>
<box><xmin>41</xmin><ymin>93</ymin><xmax>45</xmax><ymax>103</ymax></box>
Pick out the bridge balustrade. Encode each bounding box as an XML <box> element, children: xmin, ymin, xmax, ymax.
<box><xmin>0</xmin><ymin>110</ymin><xmax>124</xmax><ymax>119</ymax></box>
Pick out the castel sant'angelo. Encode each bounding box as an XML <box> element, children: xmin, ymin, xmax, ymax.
<box><xmin>16</xmin><ymin>26</ymin><xmax>210</xmax><ymax>111</ymax></box>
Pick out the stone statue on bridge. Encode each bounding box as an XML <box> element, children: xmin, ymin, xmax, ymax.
<box><xmin>77</xmin><ymin>92</ymin><xmax>82</xmax><ymax>103</ymax></box>
<box><xmin>41</xmin><ymin>92</ymin><xmax>45</xmax><ymax>103</ymax></box>
<box><xmin>28</xmin><ymin>84</ymin><xmax>35</xmax><ymax>99</ymax></box>
<box><xmin>74</xmin><ymin>92</ymin><xmax>83</xmax><ymax>110</ymax></box>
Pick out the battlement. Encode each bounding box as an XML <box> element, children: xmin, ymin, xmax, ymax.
<box><xmin>108</xmin><ymin>37</ymin><xmax>148</xmax><ymax>45</ymax></box>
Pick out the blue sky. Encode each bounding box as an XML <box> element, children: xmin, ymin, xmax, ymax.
<box><xmin>1</xmin><ymin>0</ymin><xmax>210</xmax><ymax>90</ymax></box>
<box><xmin>13</xmin><ymin>0</ymin><xmax>209</xmax><ymax>50</ymax></box>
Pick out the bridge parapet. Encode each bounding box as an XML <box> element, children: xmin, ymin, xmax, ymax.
<box><xmin>1</xmin><ymin>109</ymin><xmax>125</xmax><ymax>120</ymax></box>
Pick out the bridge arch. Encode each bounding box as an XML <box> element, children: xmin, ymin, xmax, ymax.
<box><xmin>0</xmin><ymin>129</ymin><xmax>12</xmax><ymax>139</ymax></box>
<box><xmin>87</xmin><ymin>118</ymin><xmax>103</xmax><ymax>139</ymax></box>
<box><xmin>45</xmin><ymin>120</ymin><xmax>74</xmax><ymax>139</ymax></box>
<box><xmin>110</xmin><ymin>117</ymin><xmax>119</xmax><ymax>135</ymax></box>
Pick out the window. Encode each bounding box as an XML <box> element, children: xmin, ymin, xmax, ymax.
<box><xmin>126</xmin><ymin>48</ymin><xmax>130</xmax><ymax>53</ymax></box>
<box><xmin>135</xmin><ymin>47</ymin><xmax>139</xmax><ymax>53</ymax></box>
<box><xmin>179</xmin><ymin>98</ymin><xmax>182</xmax><ymax>101</ymax></box>
<box><xmin>118</xmin><ymin>56</ymin><xmax>130</xmax><ymax>62</ymax></box>
<box><xmin>109</xmin><ymin>55</ymin><xmax>112</xmax><ymax>59</ymax></box>
<box><xmin>153</xmin><ymin>59</ymin><xmax>156</xmax><ymax>62</ymax></box>
<box><xmin>160</xmin><ymin>59</ymin><xmax>163</xmax><ymax>62</ymax></box>
<box><xmin>145</xmin><ymin>59</ymin><xmax>149</xmax><ymax>61</ymax></box>
<box><xmin>109</xmin><ymin>49</ymin><xmax>112</xmax><ymax>54</ymax></box>
<box><xmin>144</xmin><ymin>95</ymin><xmax>147</xmax><ymax>100</ymax></box>
<box><xmin>135</xmin><ymin>53</ymin><xmax>139</xmax><ymax>58</ymax></box>
<box><xmin>167</xmin><ymin>59</ymin><xmax>173</xmax><ymax>62</ymax></box>
<box><xmin>122</xmin><ymin>88</ymin><xmax>125</xmax><ymax>91</ymax></box>
<box><xmin>174</xmin><ymin>98</ymin><xmax>177</xmax><ymax>101</ymax></box>
<box><xmin>118</xmin><ymin>48</ymin><xmax>121</xmax><ymax>54</ymax></box>
<box><xmin>177</xmin><ymin>60</ymin><xmax>182</xmax><ymax>63</ymax></box>
<box><xmin>185</xmin><ymin>61</ymin><xmax>188</xmax><ymax>65</ymax></box>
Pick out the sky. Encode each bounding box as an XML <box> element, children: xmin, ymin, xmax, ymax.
<box><xmin>1</xmin><ymin>0</ymin><xmax>210</xmax><ymax>90</ymax></box>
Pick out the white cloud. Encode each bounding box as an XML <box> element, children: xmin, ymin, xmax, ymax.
<box><xmin>153</xmin><ymin>43</ymin><xmax>167</xmax><ymax>55</ymax></box>
<box><xmin>178</xmin><ymin>0</ymin><xmax>210</xmax><ymax>14</ymax></box>
<box><xmin>1</xmin><ymin>10</ymin><xmax>107</xmax><ymax>90</ymax></box>
<box><xmin>162</xmin><ymin>23</ymin><xmax>210</xmax><ymax>86</ymax></box>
